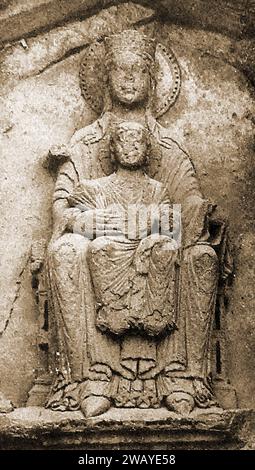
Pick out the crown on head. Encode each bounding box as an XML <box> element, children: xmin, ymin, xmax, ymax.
<box><xmin>105</xmin><ymin>29</ymin><xmax>156</xmax><ymax>62</ymax></box>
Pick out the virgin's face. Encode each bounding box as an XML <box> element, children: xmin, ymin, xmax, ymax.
<box><xmin>108</xmin><ymin>53</ymin><xmax>151</xmax><ymax>106</ymax></box>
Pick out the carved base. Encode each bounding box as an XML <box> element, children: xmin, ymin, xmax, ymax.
<box><xmin>27</xmin><ymin>377</ymin><xmax>238</xmax><ymax>413</ymax></box>
<box><xmin>0</xmin><ymin>407</ymin><xmax>254</xmax><ymax>450</ymax></box>
<box><xmin>27</xmin><ymin>376</ymin><xmax>51</xmax><ymax>407</ymax></box>
<box><xmin>0</xmin><ymin>392</ymin><xmax>14</xmax><ymax>414</ymax></box>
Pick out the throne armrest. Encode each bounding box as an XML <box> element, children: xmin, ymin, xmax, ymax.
<box><xmin>42</xmin><ymin>144</ymin><xmax>71</xmax><ymax>175</ymax></box>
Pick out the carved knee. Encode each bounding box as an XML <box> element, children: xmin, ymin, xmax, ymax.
<box><xmin>150</xmin><ymin>237</ymin><xmax>178</xmax><ymax>271</ymax></box>
<box><xmin>185</xmin><ymin>244</ymin><xmax>218</xmax><ymax>290</ymax></box>
<box><xmin>134</xmin><ymin>236</ymin><xmax>177</xmax><ymax>274</ymax></box>
<box><xmin>48</xmin><ymin>234</ymin><xmax>90</xmax><ymax>263</ymax></box>
<box><xmin>188</xmin><ymin>244</ymin><xmax>218</xmax><ymax>266</ymax></box>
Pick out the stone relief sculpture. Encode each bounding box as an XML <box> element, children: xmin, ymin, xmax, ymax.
<box><xmin>30</xmin><ymin>29</ymin><xmax>233</xmax><ymax>418</ymax></box>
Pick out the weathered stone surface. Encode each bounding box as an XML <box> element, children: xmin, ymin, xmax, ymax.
<box><xmin>0</xmin><ymin>1</ymin><xmax>8</xmax><ymax>10</ymax></box>
<box><xmin>0</xmin><ymin>1</ymin><xmax>104</xmax><ymax>44</ymax></box>
<box><xmin>0</xmin><ymin>3</ymin><xmax>156</xmax><ymax>408</ymax></box>
<box><xmin>157</xmin><ymin>0</ymin><xmax>255</xmax><ymax>38</ymax></box>
<box><xmin>0</xmin><ymin>0</ymin><xmax>254</xmax><ymax>45</ymax></box>
<box><xmin>0</xmin><ymin>3</ymin><xmax>155</xmax><ymax>88</ymax></box>
<box><xmin>0</xmin><ymin>0</ymin><xmax>254</xmax><ymax>420</ymax></box>
<box><xmin>0</xmin><ymin>407</ymin><xmax>254</xmax><ymax>449</ymax></box>
<box><xmin>154</xmin><ymin>23</ymin><xmax>255</xmax><ymax>409</ymax></box>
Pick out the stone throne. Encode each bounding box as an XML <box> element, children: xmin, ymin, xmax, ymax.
<box><xmin>28</xmin><ymin>29</ymin><xmax>236</xmax><ymax>415</ymax></box>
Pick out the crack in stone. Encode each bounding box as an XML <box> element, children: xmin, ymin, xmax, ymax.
<box><xmin>0</xmin><ymin>254</ymin><xmax>30</xmax><ymax>336</ymax></box>
<box><xmin>0</xmin><ymin>1</ymin><xmax>159</xmax><ymax>46</ymax></box>
<box><xmin>33</xmin><ymin>43</ymin><xmax>90</xmax><ymax>78</ymax></box>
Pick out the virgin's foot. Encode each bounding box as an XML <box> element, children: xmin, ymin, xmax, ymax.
<box><xmin>81</xmin><ymin>396</ymin><xmax>111</xmax><ymax>418</ymax></box>
<box><xmin>165</xmin><ymin>392</ymin><xmax>195</xmax><ymax>415</ymax></box>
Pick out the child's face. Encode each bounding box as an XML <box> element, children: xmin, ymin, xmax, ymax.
<box><xmin>113</xmin><ymin>122</ymin><xmax>148</xmax><ymax>169</ymax></box>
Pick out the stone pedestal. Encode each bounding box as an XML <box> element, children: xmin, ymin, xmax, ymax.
<box><xmin>0</xmin><ymin>407</ymin><xmax>254</xmax><ymax>450</ymax></box>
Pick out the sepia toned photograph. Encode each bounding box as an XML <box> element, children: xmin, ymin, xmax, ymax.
<box><xmin>0</xmin><ymin>0</ymin><xmax>254</xmax><ymax>460</ymax></box>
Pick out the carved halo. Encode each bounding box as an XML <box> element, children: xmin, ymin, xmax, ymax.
<box><xmin>79</xmin><ymin>39</ymin><xmax>181</xmax><ymax>118</ymax></box>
